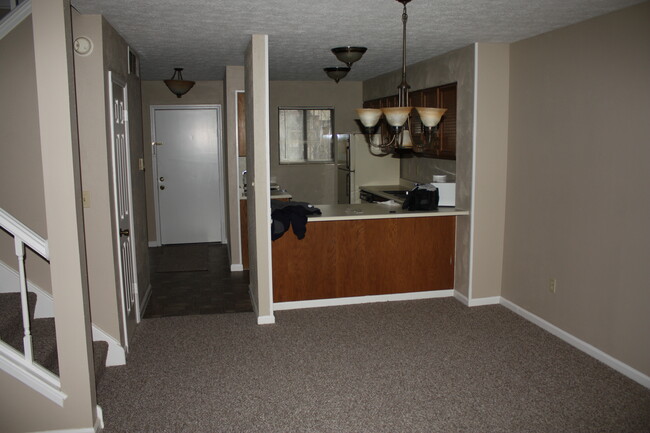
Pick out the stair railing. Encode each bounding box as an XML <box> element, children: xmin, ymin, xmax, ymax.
<box><xmin>0</xmin><ymin>207</ymin><xmax>49</xmax><ymax>368</ymax></box>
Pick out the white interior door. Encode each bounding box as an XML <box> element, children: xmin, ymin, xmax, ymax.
<box><xmin>153</xmin><ymin>107</ymin><xmax>224</xmax><ymax>245</ymax></box>
<box><xmin>109</xmin><ymin>72</ymin><xmax>138</xmax><ymax>349</ymax></box>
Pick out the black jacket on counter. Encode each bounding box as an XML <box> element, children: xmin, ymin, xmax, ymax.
<box><xmin>271</xmin><ymin>200</ymin><xmax>321</xmax><ymax>241</ymax></box>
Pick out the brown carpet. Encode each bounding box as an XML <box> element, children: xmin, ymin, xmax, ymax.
<box><xmin>155</xmin><ymin>243</ymin><xmax>209</xmax><ymax>273</ymax></box>
<box><xmin>97</xmin><ymin>298</ymin><xmax>650</xmax><ymax>433</ymax></box>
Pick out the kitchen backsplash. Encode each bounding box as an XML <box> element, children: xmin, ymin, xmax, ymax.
<box><xmin>400</xmin><ymin>157</ymin><xmax>456</xmax><ymax>184</ymax></box>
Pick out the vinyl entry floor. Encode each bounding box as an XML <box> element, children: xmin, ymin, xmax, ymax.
<box><xmin>144</xmin><ymin>243</ymin><xmax>252</xmax><ymax>318</ymax></box>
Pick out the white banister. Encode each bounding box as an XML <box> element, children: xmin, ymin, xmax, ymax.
<box><xmin>15</xmin><ymin>237</ymin><xmax>34</xmax><ymax>364</ymax></box>
<box><xmin>0</xmin><ymin>207</ymin><xmax>52</xmax><ymax>380</ymax></box>
<box><xmin>0</xmin><ymin>207</ymin><xmax>48</xmax><ymax>258</ymax></box>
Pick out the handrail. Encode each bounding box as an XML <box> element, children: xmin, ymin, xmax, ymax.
<box><xmin>0</xmin><ymin>207</ymin><xmax>48</xmax><ymax>259</ymax></box>
<box><xmin>0</xmin><ymin>0</ymin><xmax>32</xmax><ymax>41</ymax></box>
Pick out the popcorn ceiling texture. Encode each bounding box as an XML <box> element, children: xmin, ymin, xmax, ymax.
<box><xmin>72</xmin><ymin>0</ymin><xmax>643</xmax><ymax>81</ymax></box>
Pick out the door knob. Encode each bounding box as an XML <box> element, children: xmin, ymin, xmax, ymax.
<box><xmin>120</xmin><ymin>229</ymin><xmax>130</xmax><ymax>237</ymax></box>
<box><xmin>160</xmin><ymin>185</ymin><xmax>165</xmax><ymax>190</ymax></box>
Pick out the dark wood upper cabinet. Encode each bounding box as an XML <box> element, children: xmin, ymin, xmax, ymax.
<box><xmin>363</xmin><ymin>82</ymin><xmax>457</xmax><ymax>160</ymax></box>
<box><xmin>237</xmin><ymin>92</ymin><xmax>246</xmax><ymax>157</ymax></box>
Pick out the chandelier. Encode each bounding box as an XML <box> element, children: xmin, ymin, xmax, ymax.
<box><xmin>356</xmin><ymin>0</ymin><xmax>446</xmax><ymax>154</ymax></box>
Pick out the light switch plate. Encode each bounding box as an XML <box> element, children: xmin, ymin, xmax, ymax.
<box><xmin>82</xmin><ymin>191</ymin><xmax>90</xmax><ymax>208</ymax></box>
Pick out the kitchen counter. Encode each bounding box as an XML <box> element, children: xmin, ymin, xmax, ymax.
<box><xmin>310</xmin><ymin>203</ymin><xmax>468</xmax><ymax>222</ymax></box>
<box><xmin>359</xmin><ymin>184</ymin><xmax>411</xmax><ymax>202</ymax></box>
<box><xmin>240</xmin><ymin>190</ymin><xmax>292</xmax><ymax>200</ymax></box>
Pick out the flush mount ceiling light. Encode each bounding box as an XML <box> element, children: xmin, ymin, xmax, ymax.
<box><xmin>324</xmin><ymin>46</ymin><xmax>367</xmax><ymax>83</ymax></box>
<box><xmin>164</xmin><ymin>68</ymin><xmax>196</xmax><ymax>98</ymax></box>
<box><xmin>331</xmin><ymin>46</ymin><xmax>368</xmax><ymax>67</ymax></box>
<box><xmin>356</xmin><ymin>0</ymin><xmax>446</xmax><ymax>154</ymax></box>
<box><xmin>324</xmin><ymin>67</ymin><xmax>351</xmax><ymax>83</ymax></box>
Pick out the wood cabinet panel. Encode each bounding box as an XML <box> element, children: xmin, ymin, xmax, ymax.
<box><xmin>237</xmin><ymin>92</ymin><xmax>246</xmax><ymax>157</ymax></box>
<box><xmin>272</xmin><ymin>216</ymin><xmax>456</xmax><ymax>302</ymax></box>
<box><xmin>240</xmin><ymin>200</ymin><xmax>249</xmax><ymax>269</ymax></box>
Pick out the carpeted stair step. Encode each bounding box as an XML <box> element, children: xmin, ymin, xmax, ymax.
<box><xmin>0</xmin><ymin>292</ymin><xmax>37</xmax><ymax>353</ymax></box>
<box><xmin>93</xmin><ymin>340</ymin><xmax>109</xmax><ymax>386</ymax></box>
<box><xmin>30</xmin><ymin>317</ymin><xmax>59</xmax><ymax>375</ymax></box>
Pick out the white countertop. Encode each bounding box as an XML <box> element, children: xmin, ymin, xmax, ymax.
<box><xmin>240</xmin><ymin>190</ymin><xmax>293</xmax><ymax>200</ymax></box>
<box><xmin>308</xmin><ymin>203</ymin><xmax>468</xmax><ymax>222</ymax></box>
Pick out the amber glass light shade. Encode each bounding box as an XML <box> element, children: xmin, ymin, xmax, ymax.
<box><xmin>382</xmin><ymin>106</ymin><xmax>412</xmax><ymax>127</ymax></box>
<box><xmin>164</xmin><ymin>68</ymin><xmax>195</xmax><ymax>98</ymax></box>
<box><xmin>416</xmin><ymin>107</ymin><xmax>447</xmax><ymax>127</ymax></box>
<box><xmin>356</xmin><ymin>108</ymin><xmax>383</xmax><ymax>128</ymax></box>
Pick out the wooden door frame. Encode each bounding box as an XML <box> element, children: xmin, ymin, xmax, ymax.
<box><xmin>108</xmin><ymin>71</ymin><xmax>140</xmax><ymax>351</ymax></box>
<box><xmin>150</xmin><ymin>105</ymin><xmax>226</xmax><ymax>246</ymax></box>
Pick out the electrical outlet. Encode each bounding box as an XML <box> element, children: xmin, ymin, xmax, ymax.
<box><xmin>82</xmin><ymin>191</ymin><xmax>90</xmax><ymax>208</ymax></box>
<box><xmin>549</xmin><ymin>278</ymin><xmax>557</xmax><ymax>293</ymax></box>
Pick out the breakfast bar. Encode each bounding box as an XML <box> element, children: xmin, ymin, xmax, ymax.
<box><xmin>271</xmin><ymin>203</ymin><xmax>469</xmax><ymax>304</ymax></box>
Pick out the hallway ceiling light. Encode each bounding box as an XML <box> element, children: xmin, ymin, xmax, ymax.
<box><xmin>164</xmin><ymin>68</ymin><xmax>196</xmax><ymax>98</ymax></box>
<box><xmin>324</xmin><ymin>67</ymin><xmax>351</xmax><ymax>83</ymax></box>
<box><xmin>356</xmin><ymin>0</ymin><xmax>446</xmax><ymax>154</ymax></box>
<box><xmin>324</xmin><ymin>46</ymin><xmax>367</xmax><ymax>83</ymax></box>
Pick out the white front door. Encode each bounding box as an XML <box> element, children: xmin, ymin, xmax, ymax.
<box><xmin>109</xmin><ymin>72</ymin><xmax>138</xmax><ymax>350</ymax></box>
<box><xmin>152</xmin><ymin>107</ymin><xmax>224</xmax><ymax>245</ymax></box>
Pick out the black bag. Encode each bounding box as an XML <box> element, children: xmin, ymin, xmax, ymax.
<box><xmin>402</xmin><ymin>187</ymin><xmax>439</xmax><ymax>211</ymax></box>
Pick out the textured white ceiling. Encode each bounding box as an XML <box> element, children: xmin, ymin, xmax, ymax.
<box><xmin>71</xmin><ymin>0</ymin><xmax>643</xmax><ymax>81</ymax></box>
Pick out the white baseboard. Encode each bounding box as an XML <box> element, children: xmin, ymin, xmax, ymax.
<box><xmin>274</xmin><ymin>289</ymin><xmax>455</xmax><ymax>311</ymax></box>
<box><xmin>95</xmin><ymin>404</ymin><xmax>104</xmax><ymax>430</ymax></box>
<box><xmin>91</xmin><ymin>326</ymin><xmax>126</xmax><ymax>366</ymax></box>
<box><xmin>230</xmin><ymin>264</ymin><xmax>244</xmax><ymax>272</ymax></box>
<box><xmin>257</xmin><ymin>315</ymin><xmax>276</xmax><ymax>325</ymax></box>
<box><xmin>500</xmin><ymin>297</ymin><xmax>650</xmax><ymax>389</ymax></box>
<box><xmin>139</xmin><ymin>283</ymin><xmax>152</xmax><ymax>321</ymax></box>
<box><xmin>453</xmin><ymin>291</ymin><xmax>501</xmax><ymax>307</ymax></box>
<box><xmin>453</xmin><ymin>290</ymin><xmax>469</xmax><ymax>305</ymax></box>
<box><xmin>0</xmin><ymin>260</ymin><xmax>54</xmax><ymax>318</ymax></box>
<box><xmin>468</xmin><ymin>295</ymin><xmax>501</xmax><ymax>306</ymax></box>
<box><xmin>248</xmin><ymin>285</ymin><xmax>275</xmax><ymax>325</ymax></box>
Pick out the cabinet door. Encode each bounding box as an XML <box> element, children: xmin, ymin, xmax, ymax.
<box><xmin>237</xmin><ymin>92</ymin><xmax>246</xmax><ymax>157</ymax></box>
<box><xmin>437</xmin><ymin>84</ymin><xmax>457</xmax><ymax>159</ymax></box>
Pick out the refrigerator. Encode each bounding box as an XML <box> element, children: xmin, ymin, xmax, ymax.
<box><xmin>336</xmin><ymin>133</ymin><xmax>401</xmax><ymax>204</ymax></box>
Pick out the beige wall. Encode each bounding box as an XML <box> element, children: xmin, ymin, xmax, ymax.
<box><xmin>141</xmin><ymin>80</ymin><xmax>224</xmax><ymax>243</ymax></box>
<box><xmin>0</xmin><ymin>15</ymin><xmax>51</xmax><ymax>293</ymax></box>
<box><xmin>363</xmin><ymin>45</ymin><xmax>475</xmax><ymax>296</ymax></box>
<box><xmin>73</xmin><ymin>12</ymin><xmax>123</xmax><ymax>341</ymax></box>
<box><xmin>503</xmin><ymin>2</ymin><xmax>650</xmax><ymax>375</ymax></box>
<box><xmin>225</xmin><ymin>66</ymin><xmax>245</xmax><ymax>267</ymax></box>
<box><xmin>269</xmin><ymin>81</ymin><xmax>363</xmax><ymax>204</ymax></box>
<box><xmin>73</xmin><ymin>13</ymin><xmax>147</xmax><ymax>342</ymax></box>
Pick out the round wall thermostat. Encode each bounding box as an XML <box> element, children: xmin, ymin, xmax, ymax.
<box><xmin>74</xmin><ymin>36</ymin><xmax>93</xmax><ymax>56</ymax></box>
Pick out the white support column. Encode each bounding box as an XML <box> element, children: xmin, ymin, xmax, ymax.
<box><xmin>32</xmin><ymin>0</ymin><xmax>97</xmax><ymax>428</ymax></box>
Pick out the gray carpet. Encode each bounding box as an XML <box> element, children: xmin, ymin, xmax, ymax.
<box><xmin>156</xmin><ymin>243</ymin><xmax>209</xmax><ymax>273</ymax></box>
<box><xmin>97</xmin><ymin>298</ymin><xmax>650</xmax><ymax>433</ymax></box>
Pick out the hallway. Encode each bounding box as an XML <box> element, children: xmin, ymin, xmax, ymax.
<box><xmin>144</xmin><ymin>243</ymin><xmax>252</xmax><ymax>318</ymax></box>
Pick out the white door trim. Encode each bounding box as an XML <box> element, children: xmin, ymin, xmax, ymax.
<box><xmin>108</xmin><ymin>71</ymin><xmax>140</xmax><ymax>350</ymax></box>
<box><xmin>150</xmin><ymin>105</ymin><xmax>225</xmax><ymax>246</ymax></box>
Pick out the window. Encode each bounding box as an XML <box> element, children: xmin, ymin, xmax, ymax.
<box><xmin>279</xmin><ymin>108</ymin><xmax>334</xmax><ymax>164</ymax></box>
